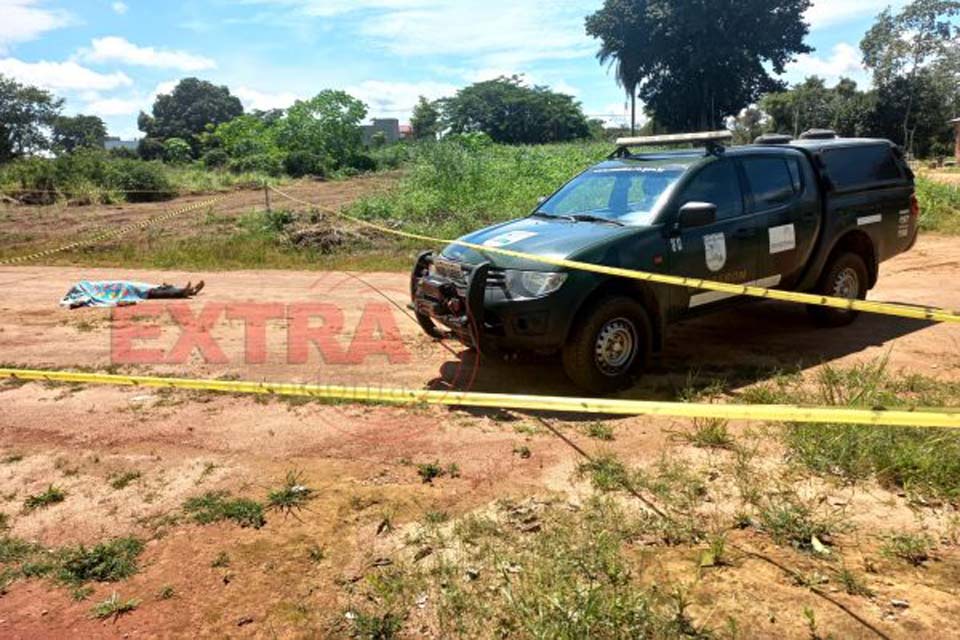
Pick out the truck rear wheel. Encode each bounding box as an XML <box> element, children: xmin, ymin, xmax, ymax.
<box><xmin>562</xmin><ymin>296</ymin><xmax>651</xmax><ymax>394</ymax></box>
<box><xmin>808</xmin><ymin>252</ymin><xmax>868</xmax><ymax>327</ymax></box>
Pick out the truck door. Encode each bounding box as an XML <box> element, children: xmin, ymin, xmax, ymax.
<box><xmin>670</xmin><ymin>158</ymin><xmax>770</xmax><ymax>313</ymax></box>
<box><xmin>739</xmin><ymin>154</ymin><xmax>820</xmax><ymax>289</ymax></box>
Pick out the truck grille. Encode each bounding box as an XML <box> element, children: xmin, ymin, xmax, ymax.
<box><xmin>435</xmin><ymin>259</ymin><xmax>505</xmax><ymax>290</ymax></box>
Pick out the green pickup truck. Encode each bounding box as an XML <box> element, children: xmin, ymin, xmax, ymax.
<box><xmin>411</xmin><ymin>131</ymin><xmax>919</xmax><ymax>392</ymax></box>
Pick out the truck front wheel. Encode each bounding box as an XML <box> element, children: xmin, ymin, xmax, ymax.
<box><xmin>808</xmin><ymin>252</ymin><xmax>869</xmax><ymax>327</ymax></box>
<box><xmin>562</xmin><ymin>296</ymin><xmax>651</xmax><ymax>394</ymax></box>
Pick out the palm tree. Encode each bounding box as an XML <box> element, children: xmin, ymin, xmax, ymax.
<box><xmin>586</xmin><ymin>0</ymin><xmax>646</xmax><ymax>135</ymax></box>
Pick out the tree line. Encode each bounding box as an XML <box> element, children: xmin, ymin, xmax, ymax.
<box><xmin>586</xmin><ymin>0</ymin><xmax>960</xmax><ymax>157</ymax></box>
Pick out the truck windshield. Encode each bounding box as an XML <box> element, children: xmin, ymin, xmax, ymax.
<box><xmin>536</xmin><ymin>166</ymin><xmax>684</xmax><ymax>226</ymax></box>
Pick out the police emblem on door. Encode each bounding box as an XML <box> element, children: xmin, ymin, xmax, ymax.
<box><xmin>703</xmin><ymin>232</ymin><xmax>727</xmax><ymax>272</ymax></box>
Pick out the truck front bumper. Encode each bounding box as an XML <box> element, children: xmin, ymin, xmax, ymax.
<box><xmin>410</xmin><ymin>252</ymin><xmax>573</xmax><ymax>354</ymax></box>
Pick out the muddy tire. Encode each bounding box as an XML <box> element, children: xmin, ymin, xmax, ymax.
<box><xmin>561</xmin><ymin>296</ymin><xmax>651</xmax><ymax>394</ymax></box>
<box><xmin>808</xmin><ymin>252</ymin><xmax>869</xmax><ymax>327</ymax></box>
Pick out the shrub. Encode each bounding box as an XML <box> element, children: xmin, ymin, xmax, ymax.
<box><xmin>346</xmin><ymin>153</ymin><xmax>377</xmax><ymax>173</ymax></box>
<box><xmin>107</xmin><ymin>160</ymin><xmax>176</xmax><ymax>202</ymax></box>
<box><xmin>202</xmin><ymin>148</ymin><xmax>229</xmax><ymax>169</ymax></box>
<box><xmin>283</xmin><ymin>150</ymin><xmax>326</xmax><ymax>178</ymax></box>
<box><xmin>137</xmin><ymin>137</ymin><xmax>165</xmax><ymax>161</ymax></box>
<box><xmin>163</xmin><ymin>138</ymin><xmax>193</xmax><ymax>164</ymax></box>
<box><xmin>228</xmin><ymin>152</ymin><xmax>284</xmax><ymax>176</ymax></box>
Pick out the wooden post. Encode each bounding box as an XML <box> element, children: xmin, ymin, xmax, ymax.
<box><xmin>953</xmin><ymin>119</ymin><xmax>960</xmax><ymax>164</ymax></box>
<box><xmin>264</xmin><ymin>183</ymin><xmax>271</xmax><ymax>213</ymax></box>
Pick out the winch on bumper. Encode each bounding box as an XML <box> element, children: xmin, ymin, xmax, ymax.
<box><xmin>409</xmin><ymin>251</ymin><xmax>568</xmax><ymax>353</ymax></box>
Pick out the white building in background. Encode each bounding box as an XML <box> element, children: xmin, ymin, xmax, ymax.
<box><xmin>103</xmin><ymin>136</ymin><xmax>139</xmax><ymax>152</ymax></box>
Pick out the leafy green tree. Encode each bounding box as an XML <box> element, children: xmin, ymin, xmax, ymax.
<box><xmin>163</xmin><ymin>138</ymin><xmax>193</xmax><ymax>164</ymax></box>
<box><xmin>585</xmin><ymin>0</ymin><xmax>646</xmax><ymax>134</ymax></box>
<box><xmin>410</xmin><ymin>96</ymin><xmax>441</xmax><ymax>140</ymax></box>
<box><xmin>585</xmin><ymin>0</ymin><xmax>812</xmax><ymax>132</ymax></box>
<box><xmin>0</xmin><ymin>74</ymin><xmax>63</xmax><ymax>161</ymax></box>
<box><xmin>51</xmin><ymin>114</ymin><xmax>107</xmax><ymax>153</ymax></box>
<box><xmin>860</xmin><ymin>0</ymin><xmax>960</xmax><ymax>153</ymax></box>
<box><xmin>138</xmin><ymin>78</ymin><xmax>243</xmax><ymax>154</ymax></box>
<box><xmin>759</xmin><ymin>77</ymin><xmax>875</xmax><ymax>138</ymax></box>
<box><xmin>275</xmin><ymin>90</ymin><xmax>367</xmax><ymax>169</ymax></box>
<box><xmin>441</xmin><ymin>76</ymin><xmax>590</xmax><ymax>144</ymax></box>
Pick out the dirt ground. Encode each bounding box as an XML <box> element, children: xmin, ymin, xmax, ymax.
<box><xmin>1</xmin><ymin>184</ymin><xmax>960</xmax><ymax>637</ymax></box>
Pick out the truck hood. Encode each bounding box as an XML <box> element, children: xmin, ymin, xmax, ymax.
<box><xmin>440</xmin><ymin>216</ymin><xmax>637</xmax><ymax>270</ymax></box>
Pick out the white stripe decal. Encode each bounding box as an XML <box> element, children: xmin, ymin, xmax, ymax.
<box><xmin>858</xmin><ymin>214</ymin><xmax>882</xmax><ymax>226</ymax></box>
<box><xmin>689</xmin><ymin>274</ymin><xmax>782</xmax><ymax>308</ymax></box>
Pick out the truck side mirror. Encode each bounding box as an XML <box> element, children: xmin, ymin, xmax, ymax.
<box><xmin>678</xmin><ymin>202</ymin><xmax>717</xmax><ymax>229</ymax></box>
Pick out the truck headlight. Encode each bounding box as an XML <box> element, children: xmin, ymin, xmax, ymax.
<box><xmin>503</xmin><ymin>270</ymin><xmax>567</xmax><ymax>300</ymax></box>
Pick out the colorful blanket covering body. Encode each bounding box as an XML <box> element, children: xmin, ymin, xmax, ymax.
<box><xmin>60</xmin><ymin>281</ymin><xmax>158</xmax><ymax>309</ymax></box>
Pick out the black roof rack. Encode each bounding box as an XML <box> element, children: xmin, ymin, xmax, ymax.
<box><xmin>754</xmin><ymin>133</ymin><xmax>793</xmax><ymax>145</ymax></box>
<box><xmin>799</xmin><ymin>128</ymin><xmax>838</xmax><ymax>140</ymax></box>
<box><xmin>611</xmin><ymin>130</ymin><xmax>733</xmax><ymax>159</ymax></box>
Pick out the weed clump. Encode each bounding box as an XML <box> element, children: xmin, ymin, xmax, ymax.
<box><xmin>267</xmin><ymin>471</ymin><xmax>315</xmax><ymax>515</ymax></box>
<box><xmin>91</xmin><ymin>592</ymin><xmax>140</xmax><ymax>621</ymax></box>
<box><xmin>183</xmin><ymin>491</ymin><xmax>266</xmax><ymax>529</ymax></box>
<box><xmin>882</xmin><ymin>532</ymin><xmax>933</xmax><ymax>566</ymax></box>
<box><xmin>57</xmin><ymin>537</ymin><xmax>145</xmax><ymax>584</ymax></box>
<box><xmin>23</xmin><ymin>486</ymin><xmax>66</xmax><ymax>511</ymax></box>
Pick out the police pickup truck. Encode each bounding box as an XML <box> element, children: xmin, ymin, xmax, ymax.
<box><xmin>411</xmin><ymin>130</ymin><xmax>919</xmax><ymax>392</ymax></box>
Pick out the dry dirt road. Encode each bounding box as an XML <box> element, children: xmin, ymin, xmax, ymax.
<box><xmin>0</xmin><ymin>235</ymin><xmax>958</xmax><ymax>393</ymax></box>
<box><xmin>0</xmin><ymin>235</ymin><xmax>959</xmax><ymax>638</ymax></box>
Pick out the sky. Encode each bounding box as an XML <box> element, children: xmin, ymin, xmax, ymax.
<box><xmin>0</xmin><ymin>0</ymin><xmax>908</xmax><ymax>139</ymax></box>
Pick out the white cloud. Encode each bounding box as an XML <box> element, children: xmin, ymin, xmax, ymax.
<box><xmin>241</xmin><ymin>0</ymin><xmax>594</xmax><ymax>68</ymax></box>
<box><xmin>0</xmin><ymin>0</ymin><xmax>71</xmax><ymax>52</ymax></box>
<box><xmin>111</xmin><ymin>1</ymin><xmax>128</xmax><ymax>14</ymax></box>
<box><xmin>805</xmin><ymin>0</ymin><xmax>905</xmax><ymax>28</ymax></box>
<box><xmin>0</xmin><ymin>57</ymin><xmax>132</xmax><ymax>90</ymax></box>
<box><xmin>79</xmin><ymin>36</ymin><xmax>216</xmax><ymax>71</ymax></box>
<box><xmin>234</xmin><ymin>86</ymin><xmax>301</xmax><ymax>111</ymax></box>
<box><xmin>347</xmin><ymin>80</ymin><xmax>459</xmax><ymax>120</ymax></box>
<box><xmin>785</xmin><ymin>42</ymin><xmax>866</xmax><ymax>84</ymax></box>
<box><xmin>82</xmin><ymin>96</ymin><xmax>142</xmax><ymax>116</ymax></box>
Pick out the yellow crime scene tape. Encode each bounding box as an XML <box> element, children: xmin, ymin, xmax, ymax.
<box><xmin>1</xmin><ymin>367</ymin><xmax>958</xmax><ymax>429</ymax></box>
<box><xmin>0</xmin><ymin>197</ymin><xmax>223</xmax><ymax>266</ymax></box>
<box><xmin>269</xmin><ymin>186</ymin><xmax>960</xmax><ymax>325</ymax></box>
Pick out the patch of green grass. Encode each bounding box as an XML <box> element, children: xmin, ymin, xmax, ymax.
<box><xmin>57</xmin><ymin>537</ymin><xmax>145</xmax><ymax>584</ymax></box>
<box><xmin>109</xmin><ymin>471</ymin><xmax>141</xmax><ymax>490</ymax></box>
<box><xmin>0</xmin><ymin>536</ymin><xmax>41</xmax><ymax>563</ymax></box>
<box><xmin>423</xmin><ymin>510</ymin><xmax>449</xmax><ymax>525</ymax></box>
<box><xmin>677</xmin><ymin>419</ymin><xmax>735</xmax><ymax>450</ymax></box>
<box><xmin>836</xmin><ymin>568</ymin><xmax>873</xmax><ymax>597</ymax></box>
<box><xmin>347</xmin><ymin>141</ymin><xmax>611</xmax><ymax>239</ymax></box>
<box><xmin>267</xmin><ymin>470</ymin><xmax>315</xmax><ymax>515</ymax></box>
<box><xmin>416</xmin><ymin>462</ymin><xmax>444</xmax><ymax>484</ymax></box>
<box><xmin>585</xmin><ymin>421</ymin><xmax>615</xmax><ymax>441</ymax></box>
<box><xmin>577</xmin><ymin>454</ymin><xmax>634</xmax><ymax>493</ymax></box>
<box><xmin>881</xmin><ymin>532</ymin><xmax>933</xmax><ymax>566</ymax></box>
<box><xmin>743</xmin><ymin>358</ymin><xmax>960</xmax><ymax>500</ymax></box>
<box><xmin>158</xmin><ymin>585</ymin><xmax>175</xmax><ymax>600</ymax></box>
<box><xmin>435</xmin><ymin>497</ymin><xmax>686</xmax><ymax>638</ymax></box>
<box><xmin>183</xmin><ymin>491</ymin><xmax>266</xmax><ymax>529</ymax></box>
<box><xmin>757</xmin><ymin>496</ymin><xmax>840</xmax><ymax>552</ymax></box>
<box><xmin>23</xmin><ymin>485</ymin><xmax>66</xmax><ymax>512</ymax></box>
<box><xmin>71</xmin><ymin>585</ymin><xmax>94</xmax><ymax>601</ymax></box>
<box><xmin>90</xmin><ymin>592</ymin><xmax>140</xmax><ymax>621</ymax></box>
<box><xmin>916</xmin><ymin>176</ymin><xmax>960</xmax><ymax>234</ymax></box>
